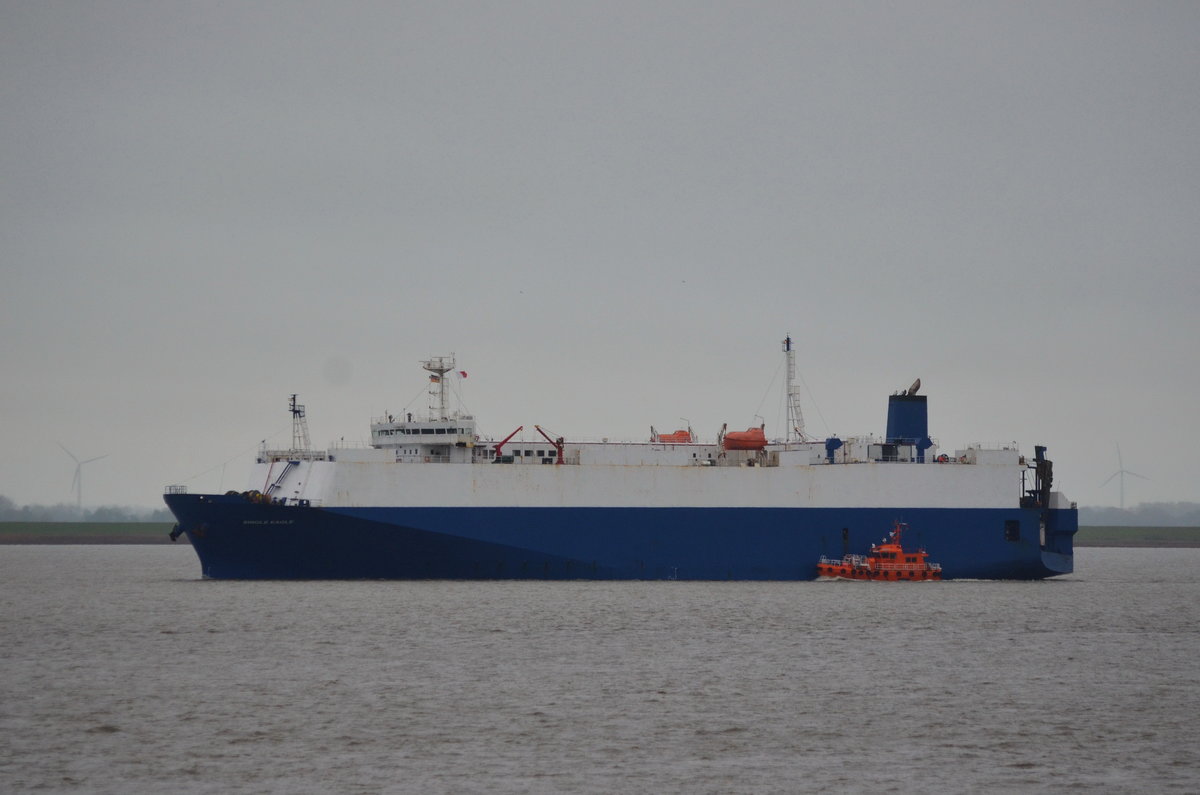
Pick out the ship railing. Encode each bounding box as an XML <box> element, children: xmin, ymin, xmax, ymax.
<box><xmin>259</xmin><ymin>448</ymin><xmax>330</xmax><ymax>462</ymax></box>
<box><xmin>873</xmin><ymin>453</ymin><xmax>924</xmax><ymax>463</ymax></box>
<box><xmin>371</xmin><ymin>413</ymin><xmax>475</xmax><ymax>426</ymax></box>
<box><xmin>329</xmin><ymin>439</ymin><xmax>370</xmax><ymax>450</ymax></box>
<box><xmin>164</xmin><ymin>484</ymin><xmax>187</xmax><ymax>494</ymax></box>
<box><xmin>817</xmin><ymin>554</ymin><xmax>869</xmax><ymax>566</ymax></box>
<box><xmin>265</xmin><ymin>496</ymin><xmax>325</xmax><ymax>508</ymax></box>
<box><xmin>473</xmin><ymin>454</ymin><xmax>582</xmax><ymax>465</ymax></box>
<box><xmin>877</xmin><ymin>561</ymin><xmax>942</xmax><ymax>572</ymax></box>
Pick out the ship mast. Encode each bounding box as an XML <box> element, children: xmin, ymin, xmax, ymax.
<box><xmin>422</xmin><ymin>354</ymin><xmax>455</xmax><ymax>420</ymax></box>
<box><xmin>783</xmin><ymin>335</ymin><xmax>807</xmax><ymax>442</ymax></box>
<box><xmin>289</xmin><ymin>394</ymin><xmax>311</xmax><ymax>452</ymax></box>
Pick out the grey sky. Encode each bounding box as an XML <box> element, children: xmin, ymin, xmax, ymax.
<box><xmin>3</xmin><ymin>1</ymin><xmax>1197</xmax><ymax>509</ymax></box>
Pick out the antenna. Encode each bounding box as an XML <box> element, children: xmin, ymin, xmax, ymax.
<box><xmin>1099</xmin><ymin>443</ymin><xmax>1148</xmax><ymax>510</ymax></box>
<box><xmin>782</xmin><ymin>335</ymin><xmax>807</xmax><ymax>442</ymax></box>
<box><xmin>58</xmin><ymin>442</ymin><xmax>108</xmax><ymax>513</ymax></box>
<box><xmin>421</xmin><ymin>354</ymin><xmax>455</xmax><ymax>420</ymax></box>
<box><xmin>289</xmin><ymin>395</ymin><xmax>311</xmax><ymax>452</ymax></box>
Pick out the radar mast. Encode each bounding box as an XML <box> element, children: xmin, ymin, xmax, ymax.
<box><xmin>783</xmin><ymin>335</ymin><xmax>807</xmax><ymax>442</ymax></box>
<box><xmin>422</xmin><ymin>354</ymin><xmax>455</xmax><ymax>420</ymax></box>
<box><xmin>289</xmin><ymin>394</ymin><xmax>311</xmax><ymax>452</ymax></box>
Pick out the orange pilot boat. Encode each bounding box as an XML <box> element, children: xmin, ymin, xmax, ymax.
<box><xmin>817</xmin><ymin>521</ymin><xmax>943</xmax><ymax>581</ymax></box>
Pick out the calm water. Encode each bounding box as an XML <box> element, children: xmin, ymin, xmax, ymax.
<box><xmin>2</xmin><ymin>547</ymin><xmax>1197</xmax><ymax>793</ymax></box>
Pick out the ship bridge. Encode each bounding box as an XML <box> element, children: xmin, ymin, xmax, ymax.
<box><xmin>369</xmin><ymin>353</ymin><xmax>482</xmax><ymax>463</ymax></box>
<box><xmin>370</xmin><ymin>415</ymin><xmax>479</xmax><ymax>463</ymax></box>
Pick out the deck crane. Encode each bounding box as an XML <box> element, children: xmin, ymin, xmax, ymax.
<box><xmin>493</xmin><ymin>426</ymin><xmax>524</xmax><ymax>457</ymax></box>
<box><xmin>534</xmin><ymin>425</ymin><xmax>565</xmax><ymax>465</ymax></box>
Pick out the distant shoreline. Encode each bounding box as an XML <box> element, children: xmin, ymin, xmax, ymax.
<box><xmin>2</xmin><ymin>522</ymin><xmax>1198</xmax><ymax>548</ymax></box>
<box><xmin>1073</xmin><ymin>526</ymin><xmax>1200</xmax><ymax>548</ymax></box>
<box><xmin>0</xmin><ymin>534</ymin><xmax>187</xmax><ymax>545</ymax></box>
<box><xmin>0</xmin><ymin>522</ymin><xmax>183</xmax><ymax>545</ymax></box>
<box><xmin>1074</xmin><ymin>539</ymin><xmax>1200</xmax><ymax>548</ymax></box>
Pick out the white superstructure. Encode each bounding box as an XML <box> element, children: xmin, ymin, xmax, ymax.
<box><xmin>246</xmin><ymin>349</ymin><xmax>1049</xmax><ymax>513</ymax></box>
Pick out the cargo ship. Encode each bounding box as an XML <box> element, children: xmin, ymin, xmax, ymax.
<box><xmin>163</xmin><ymin>338</ymin><xmax>1077</xmax><ymax>580</ymax></box>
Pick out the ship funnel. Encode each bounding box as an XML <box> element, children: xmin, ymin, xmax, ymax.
<box><xmin>886</xmin><ymin>389</ymin><xmax>929</xmax><ymax>446</ymax></box>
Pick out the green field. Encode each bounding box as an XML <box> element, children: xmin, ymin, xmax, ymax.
<box><xmin>1074</xmin><ymin>526</ymin><xmax>1200</xmax><ymax>547</ymax></box>
<box><xmin>2</xmin><ymin>522</ymin><xmax>1198</xmax><ymax>547</ymax></box>
<box><xmin>0</xmin><ymin>522</ymin><xmax>178</xmax><ymax>544</ymax></box>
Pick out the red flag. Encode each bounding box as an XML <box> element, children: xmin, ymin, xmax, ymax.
<box><xmin>458</xmin><ymin>371</ymin><xmax>468</xmax><ymax>378</ymax></box>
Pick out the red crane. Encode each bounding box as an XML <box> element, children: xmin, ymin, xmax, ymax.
<box><xmin>493</xmin><ymin>425</ymin><xmax>523</xmax><ymax>456</ymax></box>
<box><xmin>534</xmin><ymin>425</ymin><xmax>565</xmax><ymax>465</ymax></box>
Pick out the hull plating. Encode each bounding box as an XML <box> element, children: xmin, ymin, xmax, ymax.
<box><xmin>166</xmin><ymin>493</ymin><xmax>1076</xmax><ymax>580</ymax></box>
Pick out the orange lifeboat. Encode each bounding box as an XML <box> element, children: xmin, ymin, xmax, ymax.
<box><xmin>656</xmin><ymin>429</ymin><xmax>694</xmax><ymax>444</ymax></box>
<box><xmin>816</xmin><ymin>521</ymin><xmax>943</xmax><ymax>581</ymax></box>
<box><xmin>722</xmin><ymin>425</ymin><xmax>767</xmax><ymax>451</ymax></box>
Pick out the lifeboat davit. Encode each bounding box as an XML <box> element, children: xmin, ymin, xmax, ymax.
<box><xmin>722</xmin><ymin>426</ymin><xmax>767</xmax><ymax>451</ymax></box>
<box><xmin>816</xmin><ymin>521</ymin><xmax>943</xmax><ymax>581</ymax></box>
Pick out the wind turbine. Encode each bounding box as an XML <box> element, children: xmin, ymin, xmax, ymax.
<box><xmin>58</xmin><ymin>443</ymin><xmax>108</xmax><ymax>513</ymax></box>
<box><xmin>1099</xmin><ymin>443</ymin><xmax>1148</xmax><ymax>510</ymax></box>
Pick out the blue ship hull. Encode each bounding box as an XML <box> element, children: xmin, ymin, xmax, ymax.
<box><xmin>164</xmin><ymin>493</ymin><xmax>1077</xmax><ymax>580</ymax></box>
